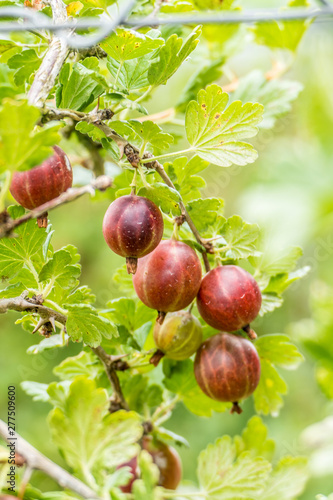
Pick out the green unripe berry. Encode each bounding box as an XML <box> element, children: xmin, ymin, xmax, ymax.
<box><xmin>153</xmin><ymin>311</ymin><xmax>203</xmax><ymax>360</ymax></box>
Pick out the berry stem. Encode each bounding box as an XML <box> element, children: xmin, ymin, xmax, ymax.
<box><xmin>126</xmin><ymin>257</ymin><xmax>138</xmax><ymax>274</ymax></box>
<box><xmin>149</xmin><ymin>349</ymin><xmax>165</xmax><ymax>367</ymax></box>
<box><xmin>230</xmin><ymin>402</ymin><xmax>243</xmax><ymax>414</ymax></box>
<box><xmin>242</xmin><ymin>324</ymin><xmax>257</xmax><ymax>340</ymax></box>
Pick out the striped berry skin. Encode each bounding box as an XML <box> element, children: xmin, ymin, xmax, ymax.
<box><xmin>194</xmin><ymin>332</ymin><xmax>261</xmax><ymax>403</ymax></box>
<box><xmin>197</xmin><ymin>265</ymin><xmax>262</xmax><ymax>332</ymax></box>
<box><xmin>10</xmin><ymin>146</ymin><xmax>72</xmax><ymax>210</ymax></box>
<box><xmin>153</xmin><ymin>311</ymin><xmax>203</xmax><ymax>360</ymax></box>
<box><xmin>102</xmin><ymin>195</ymin><xmax>164</xmax><ymax>273</ymax></box>
<box><xmin>117</xmin><ymin>456</ymin><xmax>138</xmax><ymax>493</ymax></box>
<box><xmin>133</xmin><ymin>240</ymin><xmax>202</xmax><ymax>313</ymax></box>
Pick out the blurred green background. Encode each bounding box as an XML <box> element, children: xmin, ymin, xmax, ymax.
<box><xmin>1</xmin><ymin>5</ymin><xmax>333</xmax><ymax>498</ymax></box>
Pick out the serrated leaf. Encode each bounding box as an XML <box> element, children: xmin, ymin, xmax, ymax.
<box><xmin>254</xmin><ymin>335</ymin><xmax>304</xmax><ymax>416</ymax></box>
<box><xmin>260</xmin><ymin>456</ymin><xmax>308</xmax><ymax>500</ymax></box>
<box><xmin>198</xmin><ymin>436</ymin><xmax>271</xmax><ymax>499</ymax></box>
<box><xmin>232</xmin><ymin>70</ymin><xmax>303</xmax><ymax>129</ymax></box>
<box><xmin>105</xmin><ymin>92</ymin><xmax>148</xmax><ymax>115</ymax></box>
<box><xmin>21</xmin><ymin>381</ymin><xmax>49</xmax><ymax>402</ymax></box>
<box><xmin>66</xmin><ymin>1</ymin><xmax>83</xmax><ymax>15</ymax></box>
<box><xmin>48</xmin><ymin>377</ymin><xmax>142</xmax><ymax>475</ymax></box>
<box><xmin>148</xmin><ymin>27</ymin><xmax>201</xmax><ymax>86</ymax></box>
<box><xmin>0</xmin><ymin>100</ymin><xmax>61</xmax><ymax>173</ymax></box>
<box><xmin>186</xmin><ymin>85</ymin><xmax>263</xmax><ymax>167</ymax></box>
<box><xmin>101</xmin><ymin>28</ymin><xmax>163</xmax><ymax>62</ymax></box>
<box><xmin>187</xmin><ymin>198</ymin><xmax>223</xmax><ymax>233</ymax></box>
<box><xmin>0</xmin><ymin>209</ymin><xmax>46</xmax><ymax>280</ymax></box>
<box><xmin>177</xmin><ymin>58</ymin><xmax>225</xmax><ymax>112</ymax></box>
<box><xmin>107</xmin><ymin>56</ymin><xmax>151</xmax><ymax>93</ymax></box>
<box><xmin>7</xmin><ymin>49</ymin><xmax>41</xmax><ymax>86</ymax></box>
<box><xmin>218</xmin><ymin>215</ymin><xmax>260</xmax><ymax>259</ymax></box>
<box><xmin>27</xmin><ymin>334</ymin><xmax>69</xmax><ymax>354</ymax></box>
<box><xmin>138</xmin><ymin>183</ymin><xmax>180</xmax><ymax>214</ymax></box>
<box><xmin>252</xmin><ymin>246</ymin><xmax>303</xmax><ymax>276</ymax></box>
<box><xmin>66</xmin><ymin>304</ymin><xmax>118</xmax><ymax>347</ymax></box>
<box><xmin>238</xmin><ymin>416</ymin><xmax>275</xmax><ymax>462</ymax></box>
<box><xmin>252</xmin><ymin>0</ymin><xmax>311</xmax><ymax>53</ymax></box>
<box><xmin>112</xmin><ymin>119</ymin><xmax>173</xmax><ymax>154</ymax></box>
<box><xmin>54</xmin><ymin>351</ymin><xmax>103</xmax><ymax>381</ymax></box>
<box><xmin>122</xmin><ymin>373</ymin><xmax>163</xmax><ymax>413</ymax></box>
<box><xmin>56</xmin><ymin>61</ymin><xmax>105</xmax><ymax>111</ymax></box>
<box><xmin>260</xmin><ymin>293</ymin><xmax>284</xmax><ymax>316</ymax></box>
<box><xmin>75</xmin><ymin>121</ymin><xmax>107</xmax><ymax>142</ymax></box>
<box><xmin>39</xmin><ymin>248</ymin><xmax>81</xmax><ymax>290</ymax></box>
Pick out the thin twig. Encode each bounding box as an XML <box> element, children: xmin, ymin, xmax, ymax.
<box><xmin>0</xmin><ymin>175</ymin><xmax>112</xmax><ymax>239</ymax></box>
<box><xmin>42</xmin><ymin>107</ymin><xmax>128</xmax><ymax>155</ymax></box>
<box><xmin>0</xmin><ymin>420</ymin><xmax>100</xmax><ymax>499</ymax></box>
<box><xmin>91</xmin><ymin>346</ymin><xmax>129</xmax><ymax>412</ymax></box>
<box><xmin>0</xmin><ymin>294</ymin><xmax>67</xmax><ymax>328</ymax></box>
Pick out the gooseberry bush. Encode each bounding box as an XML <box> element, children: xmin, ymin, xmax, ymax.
<box><xmin>0</xmin><ymin>0</ymin><xmax>317</xmax><ymax>498</ymax></box>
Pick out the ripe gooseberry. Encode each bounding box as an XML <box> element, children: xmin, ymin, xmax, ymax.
<box><xmin>132</xmin><ymin>240</ymin><xmax>202</xmax><ymax>322</ymax></box>
<box><xmin>152</xmin><ymin>311</ymin><xmax>202</xmax><ymax>364</ymax></box>
<box><xmin>194</xmin><ymin>332</ymin><xmax>261</xmax><ymax>414</ymax></box>
<box><xmin>197</xmin><ymin>265</ymin><xmax>261</xmax><ymax>335</ymax></box>
<box><xmin>102</xmin><ymin>195</ymin><xmax>164</xmax><ymax>274</ymax></box>
<box><xmin>117</xmin><ymin>456</ymin><xmax>138</xmax><ymax>493</ymax></box>
<box><xmin>10</xmin><ymin>146</ymin><xmax>72</xmax><ymax>227</ymax></box>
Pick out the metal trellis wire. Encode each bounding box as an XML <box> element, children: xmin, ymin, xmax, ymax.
<box><xmin>0</xmin><ymin>0</ymin><xmax>332</xmax><ymax>50</ymax></box>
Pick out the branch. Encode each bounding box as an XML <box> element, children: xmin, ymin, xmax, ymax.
<box><xmin>0</xmin><ymin>419</ymin><xmax>100</xmax><ymax>499</ymax></box>
<box><xmin>28</xmin><ymin>0</ymin><xmax>69</xmax><ymax>107</ymax></box>
<box><xmin>0</xmin><ymin>175</ymin><xmax>112</xmax><ymax>239</ymax></box>
<box><xmin>0</xmin><ymin>295</ymin><xmax>130</xmax><ymax>409</ymax></box>
<box><xmin>91</xmin><ymin>346</ymin><xmax>129</xmax><ymax>412</ymax></box>
<box><xmin>42</xmin><ymin>107</ymin><xmax>128</xmax><ymax>155</ymax></box>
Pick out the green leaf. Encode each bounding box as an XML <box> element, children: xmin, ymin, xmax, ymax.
<box><xmin>56</xmin><ymin>62</ymin><xmax>105</xmax><ymax>111</ymax></box>
<box><xmin>252</xmin><ymin>0</ymin><xmax>311</xmax><ymax>52</ymax></box>
<box><xmin>75</xmin><ymin>121</ymin><xmax>107</xmax><ymax>142</ymax></box>
<box><xmin>138</xmin><ymin>183</ymin><xmax>181</xmax><ymax>214</ymax></box>
<box><xmin>54</xmin><ymin>351</ymin><xmax>103</xmax><ymax>381</ymax></box>
<box><xmin>101</xmin><ymin>28</ymin><xmax>163</xmax><ymax>62</ymax></box>
<box><xmin>177</xmin><ymin>58</ymin><xmax>225</xmax><ymax>112</ymax></box>
<box><xmin>163</xmin><ymin>359</ymin><xmax>229</xmax><ymax>416</ymax></box>
<box><xmin>0</xmin><ymin>100</ymin><xmax>61</xmax><ymax>173</ymax></box>
<box><xmin>122</xmin><ymin>373</ymin><xmax>163</xmax><ymax>413</ymax></box>
<box><xmin>112</xmin><ymin>120</ymin><xmax>173</xmax><ymax>154</ymax></box>
<box><xmin>0</xmin><ymin>208</ymin><xmax>46</xmax><ymax>280</ymax></box>
<box><xmin>66</xmin><ymin>304</ymin><xmax>118</xmax><ymax>347</ymax></box>
<box><xmin>260</xmin><ymin>293</ymin><xmax>284</xmax><ymax>316</ymax></box>
<box><xmin>185</xmin><ymin>85</ymin><xmax>264</xmax><ymax>167</ymax></box>
<box><xmin>107</xmin><ymin>56</ymin><xmax>151</xmax><ymax>93</ymax></box>
<box><xmin>232</xmin><ymin>70</ymin><xmax>303</xmax><ymax>129</ymax></box>
<box><xmin>237</xmin><ymin>416</ymin><xmax>275</xmax><ymax>462</ymax></box>
<box><xmin>148</xmin><ymin>27</ymin><xmax>201</xmax><ymax>86</ymax></box>
<box><xmin>251</xmin><ymin>246</ymin><xmax>303</xmax><ymax>276</ymax></box>
<box><xmin>7</xmin><ymin>49</ymin><xmax>41</xmax><ymax>86</ymax></box>
<box><xmin>27</xmin><ymin>334</ymin><xmax>69</xmax><ymax>354</ymax></box>
<box><xmin>39</xmin><ymin>248</ymin><xmax>81</xmax><ymax>290</ymax></box>
<box><xmin>48</xmin><ymin>377</ymin><xmax>142</xmax><ymax>475</ymax></box>
<box><xmin>197</xmin><ymin>436</ymin><xmax>271</xmax><ymax>499</ymax></box>
<box><xmin>132</xmin><ymin>451</ymin><xmax>161</xmax><ymax>500</ymax></box>
<box><xmin>218</xmin><ymin>215</ymin><xmax>260</xmax><ymax>259</ymax></box>
<box><xmin>260</xmin><ymin>456</ymin><xmax>308</xmax><ymax>500</ymax></box>
<box><xmin>165</xmin><ymin>155</ymin><xmax>209</xmax><ymax>202</ymax></box>
<box><xmin>187</xmin><ymin>198</ymin><xmax>224</xmax><ymax>233</ymax></box>
<box><xmin>105</xmin><ymin>92</ymin><xmax>148</xmax><ymax>115</ymax></box>
<box><xmin>21</xmin><ymin>381</ymin><xmax>49</xmax><ymax>402</ymax></box>
<box><xmin>254</xmin><ymin>335</ymin><xmax>304</xmax><ymax>416</ymax></box>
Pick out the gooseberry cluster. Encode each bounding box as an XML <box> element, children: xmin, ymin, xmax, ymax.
<box><xmin>102</xmin><ymin>188</ymin><xmax>262</xmax><ymax>414</ymax></box>
<box><xmin>10</xmin><ymin>148</ymin><xmax>263</xmax><ymax>415</ymax></box>
<box><xmin>10</xmin><ymin>148</ymin><xmax>263</xmax><ymax>490</ymax></box>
